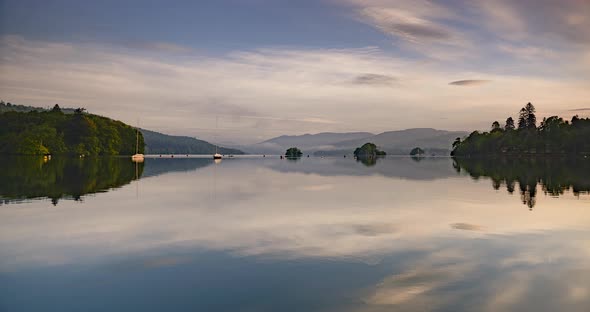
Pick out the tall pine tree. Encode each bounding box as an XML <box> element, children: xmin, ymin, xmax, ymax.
<box><xmin>505</xmin><ymin>117</ymin><xmax>515</xmax><ymax>130</ymax></box>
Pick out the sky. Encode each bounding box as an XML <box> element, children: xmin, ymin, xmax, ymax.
<box><xmin>1</xmin><ymin>0</ymin><xmax>589</xmax><ymax>144</ymax></box>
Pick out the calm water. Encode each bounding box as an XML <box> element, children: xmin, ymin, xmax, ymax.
<box><xmin>1</xmin><ymin>156</ymin><xmax>589</xmax><ymax>311</ymax></box>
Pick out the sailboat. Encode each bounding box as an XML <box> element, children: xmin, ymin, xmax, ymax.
<box><xmin>213</xmin><ymin>115</ymin><xmax>222</xmax><ymax>160</ymax></box>
<box><xmin>213</xmin><ymin>145</ymin><xmax>222</xmax><ymax>160</ymax></box>
<box><xmin>131</xmin><ymin>121</ymin><xmax>144</xmax><ymax>162</ymax></box>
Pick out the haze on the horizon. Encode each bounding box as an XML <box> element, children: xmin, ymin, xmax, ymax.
<box><xmin>1</xmin><ymin>0</ymin><xmax>589</xmax><ymax>144</ymax></box>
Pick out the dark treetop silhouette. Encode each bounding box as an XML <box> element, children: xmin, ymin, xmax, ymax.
<box><xmin>410</xmin><ymin>147</ymin><xmax>425</xmax><ymax>156</ymax></box>
<box><xmin>451</xmin><ymin>103</ymin><xmax>590</xmax><ymax>156</ymax></box>
<box><xmin>353</xmin><ymin>143</ymin><xmax>386</xmax><ymax>158</ymax></box>
<box><xmin>285</xmin><ymin>147</ymin><xmax>303</xmax><ymax>158</ymax></box>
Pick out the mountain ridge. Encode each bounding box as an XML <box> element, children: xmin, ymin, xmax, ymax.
<box><xmin>141</xmin><ymin>129</ymin><xmax>244</xmax><ymax>155</ymax></box>
<box><xmin>248</xmin><ymin>128</ymin><xmax>469</xmax><ymax>155</ymax></box>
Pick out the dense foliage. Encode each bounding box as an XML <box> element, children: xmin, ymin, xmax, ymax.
<box><xmin>285</xmin><ymin>147</ymin><xmax>303</xmax><ymax>158</ymax></box>
<box><xmin>142</xmin><ymin>129</ymin><xmax>244</xmax><ymax>155</ymax></box>
<box><xmin>0</xmin><ymin>106</ymin><xmax>144</xmax><ymax>155</ymax></box>
<box><xmin>354</xmin><ymin>143</ymin><xmax>386</xmax><ymax>158</ymax></box>
<box><xmin>0</xmin><ymin>156</ymin><xmax>142</xmax><ymax>205</ymax></box>
<box><xmin>410</xmin><ymin>147</ymin><xmax>425</xmax><ymax>156</ymax></box>
<box><xmin>452</xmin><ymin>103</ymin><xmax>590</xmax><ymax>156</ymax></box>
<box><xmin>0</xmin><ymin>100</ymin><xmax>77</xmax><ymax>114</ymax></box>
<box><xmin>454</xmin><ymin>157</ymin><xmax>590</xmax><ymax>209</ymax></box>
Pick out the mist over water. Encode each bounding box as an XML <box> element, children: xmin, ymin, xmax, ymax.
<box><xmin>1</xmin><ymin>156</ymin><xmax>589</xmax><ymax>311</ymax></box>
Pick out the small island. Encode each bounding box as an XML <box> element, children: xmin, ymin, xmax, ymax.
<box><xmin>452</xmin><ymin>103</ymin><xmax>590</xmax><ymax>156</ymax></box>
<box><xmin>410</xmin><ymin>147</ymin><xmax>425</xmax><ymax>156</ymax></box>
<box><xmin>353</xmin><ymin>143</ymin><xmax>386</xmax><ymax>158</ymax></box>
<box><xmin>285</xmin><ymin>147</ymin><xmax>303</xmax><ymax>158</ymax></box>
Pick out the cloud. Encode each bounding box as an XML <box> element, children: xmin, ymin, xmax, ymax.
<box><xmin>449</xmin><ymin>79</ymin><xmax>490</xmax><ymax>86</ymax></box>
<box><xmin>341</xmin><ymin>0</ymin><xmax>590</xmax><ymax>69</ymax></box>
<box><xmin>568</xmin><ymin>108</ymin><xmax>590</xmax><ymax>112</ymax></box>
<box><xmin>450</xmin><ymin>223</ymin><xmax>485</xmax><ymax>231</ymax></box>
<box><xmin>1</xmin><ymin>35</ymin><xmax>589</xmax><ymax>144</ymax></box>
<box><xmin>360</xmin><ymin>7</ymin><xmax>453</xmax><ymax>42</ymax></box>
<box><xmin>497</xmin><ymin>44</ymin><xmax>557</xmax><ymax>60</ymax></box>
<box><xmin>352</xmin><ymin>73</ymin><xmax>396</xmax><ymax>86</ymax></box>
<box><xmin>477</xmin><ymin>0</ymin><xmax>590</xmax><ymax>45</ymax></box>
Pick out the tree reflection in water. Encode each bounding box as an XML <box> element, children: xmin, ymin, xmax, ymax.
<box><xmin>453</xmin><ymin>157</ymin><xmax>590</xmax><ymax>209</ymax></box>
<box><xmin>355</xmin><ymin>155</ymin><xmax>380</xmax><ymax>167</ymax></box>
<box><xmin>0</xmin><ymin>156</ymin><xmax>143</xmax><ymax>205</ymax></box>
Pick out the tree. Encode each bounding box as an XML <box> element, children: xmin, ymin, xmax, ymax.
<box><xmin>505</xmin><ymin>117</ymin><xmax>515</xmax><ymax>130</ymax></box>
<box><xmin>0</xmin><ymin>109</ymin><xmax>144</xmax><ymax>155</ymax></box>
<box><xmin>410</xmin><ymin>147</ymin><xmax>425</xmax><ymax>156</ymax></box>
<box><xmin>51</xmin><ymin>104</ymin><xmax>62</xmax><ymax>113</ymax></box>
<box><xmin>491</xmin><ymin>121</ymin><xmax>501</xmax><ymax>132</ymax></box>
<box><xmin>285</xmin><ymin>147</ymin><xmax>303</xmax><ymax>158</ymax></box>
<box><xmin>525</xmin><ymin>102</ymin><xmax>536</xmax><ymax>129</ymax></box>
<box><xmin>518</xmin><ymin>108</ymin><xmax>528</xmax><ymax>130</ymax></box>
<box><xmin>354</xmin><ymin>143</ymin><xmax>385</xmax><ymax>158</ymax></box>
<box><xmin>74</xmin><ymin>107</ymin><xmax>86</xmax><ymax>114</ymax></box>
<box><xmin>451</xmin><ymin>104</ymin><xmax>590</xmax><ymax>156</ymax></box>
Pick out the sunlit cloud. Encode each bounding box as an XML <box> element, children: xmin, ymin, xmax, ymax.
<box><xmin>1</xmin><ymin>34</ymin><xmax>589</xmax><ymax>144</ymax></box>
<box><xmin>449</xmin><ymin>80</ymin><xmax>490</xmax><ymax>86</ymax></box>
<box><xmin>450</xmin><ymin>223</ymin><xmax>485</xmax><ymax>231</ymax></box>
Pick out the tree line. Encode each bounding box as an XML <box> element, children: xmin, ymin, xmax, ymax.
<box><xmin>452</xmin><ymin>103</ymin><xmax>590</xmax><ymax>156</ymax></box>
<box><xmin>0</xmin><ymin>104</ymin><xmax>144</xmax><ymax>155</ymax></box>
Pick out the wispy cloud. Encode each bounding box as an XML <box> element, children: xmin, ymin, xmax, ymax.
<box><xmin>352</xmin><ymin>73</ymin><xmax>396</xmax><ymax>86</ymax></box>
<box><xmin>449</xmin><ymin>79</ymin><xmax>490</xmax><ymax>86</ymax></box>
<box><xmin>1</xmin><ymin>35</ymin><xmax>589</xmax><ymax>143</ymax></box>
<box><xmin>359</xmin><ymin>7</ymin><xmax>453</xmax><ymax>43</ymax></box>
<box><xmin>451</xmin><ymin>223</ymin><xmax>485</xmax><ymax>231</ymax></box>
<box><xmin>568</xmin><ymin>108</ymin><xmax>590</xmax><ymax>112</ymax></box>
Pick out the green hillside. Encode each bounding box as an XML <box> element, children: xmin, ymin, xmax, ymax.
<box><xmin>0</xmin><ymin>106</ymin><xmax>143</xmax><ymax>156</ymax></box>
<box><xmin>142</xmin><ymin>129</ymin><xmax>244</xmax><ymax>155</ymax></box>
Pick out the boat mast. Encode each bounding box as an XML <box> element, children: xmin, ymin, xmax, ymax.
<box><xmin>215</xmin><ymin>115</ymin><xmax>218</xmax><ymax>154</ymax></box>
<box><xmin>136</xmin><ymin>119</ymin><xmax>140</xmax><ymax>154</ymax></box>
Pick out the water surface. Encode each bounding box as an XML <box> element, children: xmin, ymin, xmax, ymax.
<box><xmin>1</xmin><ymin>156</ymin><xmax>589</xmax><ymax>311</ymax></box>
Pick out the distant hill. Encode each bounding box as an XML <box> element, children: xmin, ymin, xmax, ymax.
<box><xmin>245</xmin><ymin>132</ymin><xmax>374</xmax><ymax>154</ymax></box>
<box><xmin>0</xmin><ymin>100</ymin><xmax>244</xmax><ymax>155</ymax></box>
<box><xmin>334</xmin><ymin>128</ymin><xmax>469</xmax><ymax>155</ymax></box>
<box><xmin>248</xmin><ymin>128</ymin><xmax>468</xmax><ymax>155</ymax></box>
<box><xmin>141</xmin><ymin>129</ymin><xmax>244</xmax><ymax>155</ymax></box>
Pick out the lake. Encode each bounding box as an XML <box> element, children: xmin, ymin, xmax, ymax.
<box><xmin>1</xmin><ymin>156</ymin><xmax>589</xmax><ymax>311</ymax></box>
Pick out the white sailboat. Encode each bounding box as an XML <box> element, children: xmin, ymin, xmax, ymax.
<box><xmin>213</xmin><ymin>116</ymin><xmax>222</xmax><ymax>160</ymax></box>
<box><xmin>213</xmin><ymin>147</ymin><xmax>223</xmax><ymax>160</ymax></box>
<box><xmin>131</xmin><ymin>121</ymin><xmax>144</xmax><ymax>162</ymax></box>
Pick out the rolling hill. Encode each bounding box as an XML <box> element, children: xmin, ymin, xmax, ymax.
<box><xmin>248</xmin><ymin>128</ymin><xmax>468</xmax><ymax>155</ymax></box>
<box><xmin>141</xmin><ymin>129</ymin><xmax>244</xmax><ymax>155</ymax></box>
<box><xmin>243</xmin><ymin>132</ymin><xmax>374</xmax><ymax>154</ymax></box>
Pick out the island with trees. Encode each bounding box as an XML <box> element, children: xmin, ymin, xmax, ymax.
<box><xmin>353</xmin><ymin>143</ymin><xmax>386</xmax><ymax>158</ymax></box>
<box><xmin>451</xmin><ymin>103</ymin><xmax>590</xmax><ymax>156</ymax></box>
<box><xmin>410</xmin><ymin>147</ymin><xmax>425</xmax><ymax>156</ymax></box>
<box><xmin>285</xmin><ymin>147</ymin><xmax>303</xmax><ymax>158</ymax></box>
<box><xmin>0</xmin><ymin>104</ymin><xmax>143</xmax><ymax>156</ymax></box>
